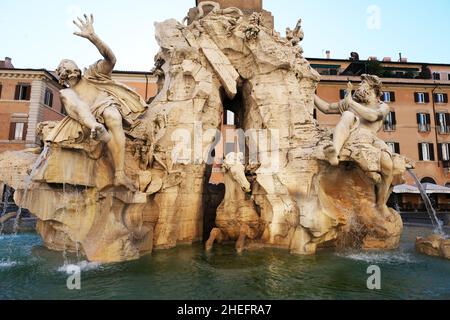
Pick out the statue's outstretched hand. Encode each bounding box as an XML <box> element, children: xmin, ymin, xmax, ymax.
<box><xmin>73</xmin><ymin>14</ymin><xmax>95</xmax><ymax>39</ymax></box>
<box><xmin>338</xmin><ymin>82</ymin><xmax>353</xmax><ymax>113</ymax></box>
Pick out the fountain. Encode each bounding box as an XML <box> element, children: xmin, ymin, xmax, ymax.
<box><xmin>0</xmin><ymin>4</ymin><xmax>415</xmax><ymax>263</ymax></box>
<box><xmin>407</xmin><ymin>169</ymin><xmax>444</xmax><ymax>235</ymax></box>
<box><xmin>407</xmin><ymin>170</ymin><xmax>450</xmax><ymax>259</ymax></box>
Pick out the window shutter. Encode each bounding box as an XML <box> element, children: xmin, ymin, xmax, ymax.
<box><xmin>339</xmin><ymin>90</ymin><xmax>345</xmax><ymax>100</ymax></box>
<box><xmin>425</xmin><ymin>93</ymin><xmax>430</xmax><ymax>103</ymax></box>
<box><xmin>418</xmin><ymin>144</ymin><xmax>423</xmax><ymax>161</ymax></box>
<box><xmin>14</xmin><ymin>85</ymin><xmax>20</xmax><ymax>100</ymax></box>
<box><xmin>390</xmin><ymin>92</ymin><xmax>396</xmax><ymax>102</ymax></box>
<box><xmin>444</xmin><ymin>94</ymin><xmax>448</xmax><ymax>104</ymax></box>
<box><xmin>8</xmin><ymin>123</ymin><xmax>16</xmax><ymax>140</ymax></box>
<box><xmin>0</xmin><ymin>84</ymin><xmax>2</xmax><ymax>99</ymax></box>
<box><xmin>433</xmin><ymin>93</ymin><xmax>438</xmax><ymax>103</ymax></box>
<box><xmin>416</xmin><ymin>113</ymin><xmax>421</xmax><ymax>124</ymax></box>
<box><xmin>438</xmin><ymin>143</ymin><xmax>443</xmax><ymax>161</ymax></box>
<box><xmin>436</xmin><ymin>113</ymin><xmax>441</xmax><ymax>125</ymax></box>
<box><xmin>446</xmin><ymin>113</ymin><xmax>450</xmax><ymax>127</ymax></box>
<box><xmin>22</xmin><ymin>123</ymin><xmax>28</xmax><ymax>141</ymax></box>
<box><xmin>430</xmin><ymin>144</ymin><xmax>435</xmax><ymax>161</ymax></box>
<box><xmin>395</xmin><ymin>143</ymin><xmax>400</xmax><ymax>154</ymax></box>
<box><xmin>49</xmin><ymin>92</ymin><xmax>53</xmax><ymax>107</ymax></box>
<box><xmin>414</xmin><ymin>93</ymin><xmax>419</xmax><ymax>103</ymax></box>
<box><xmin>25</xmin><ymin>86</ymin><xmax>31</xmax><ymax>100</ymax></box>
<box><xmin>392</xmin><ymin>112</ymin><xmax>397</xmax><ymax>125</ymax></box>
<box><xmin>426</xmin><ymin>113</ymin><xmax>431</xmax><ymax>125</ymax></box>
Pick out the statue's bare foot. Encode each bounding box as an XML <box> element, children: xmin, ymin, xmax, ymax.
<box><xmin>91</xmin><ymin>125</ymin><xmax>111</xmax><ymax>143</ymax></box>
<box><xmin>324</xmin><ymin>145</ymin><xmax>339</xmax><ymax>166</ymax></box>
<box><xmin>114</xmin><ymin>171</ymin><xmax>137</xmax><ymax>192</ymax></box>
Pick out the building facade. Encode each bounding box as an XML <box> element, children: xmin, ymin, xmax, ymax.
<box><xmin>0</xmin><ymin>62</ymin><xmax>65</xmax><ymax>152</ymax></box>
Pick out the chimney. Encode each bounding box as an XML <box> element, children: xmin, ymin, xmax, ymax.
<box><xmin>368</xmin><ymin>56</ymin><xmax>378</xmax><ymax>61</ymax></box>
<box><xmin>325</xmin><ymin>50</ymin><xmax>331</xmax><ymax>59</ymax></box>
<box><xmin>4</xmin><ymin>57</ymin><xmax>13</xmax><ymax>69</ymax></box>
<box><xmin>383</xmin><ymin>57</ymin><xmax>392</xmax><ymax>62</ymax></box>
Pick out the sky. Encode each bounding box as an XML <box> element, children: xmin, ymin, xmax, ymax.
<box><xmin>1</xmin><ymin>0</ymin><xmax>450</xmax><ymax>71</ymax></box>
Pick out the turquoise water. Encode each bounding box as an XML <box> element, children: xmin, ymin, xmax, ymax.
<box><xmin>0</xmin><ymin>226</ymin><xmax>449</xmax><ymax>300</ymax></box>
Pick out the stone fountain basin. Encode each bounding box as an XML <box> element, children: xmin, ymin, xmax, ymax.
<box><xmin>416</xmin><ymin>235</ymin><xmax>450</xmax><ymax>260</ymax></box>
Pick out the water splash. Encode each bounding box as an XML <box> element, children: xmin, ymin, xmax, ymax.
<box><xmin>57</xmin><ymin>260</ymin><xmax>101</xmax><ymax>274</ymax></box>
<box><xmin>0</xmin><ymin>186</ymin><xmax>12</xmax><ymax>235</ymax></box>
<box><xmin>0</xmin><ymin>259</ymin><xmax>18</xmax><ymax>269</ymax></box>
<box><xmin>407</xmin><ymin>169</ymin><xmax>445</xmax><ymax>236</ymax></box>
<box><xmin>336</xmin><ymin>251</ymin><xmax>416</xmax><ymax>265</ymax></box>
<box><xmin>12</xmin><ymin>145</ymin><xmax>51</xmax><ymax>234</ymax></box>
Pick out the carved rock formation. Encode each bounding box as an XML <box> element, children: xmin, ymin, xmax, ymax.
<box><xmin>0</xmin><ymin>3</ymin><xmax>410</xmax><ymax>262</ymax></box>
<box><xmin>416</xmin><ymin>235</ymin><xmax>450</xmax><ymax>260</ymax></box>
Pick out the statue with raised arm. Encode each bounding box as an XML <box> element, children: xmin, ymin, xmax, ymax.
<box><xmin>48</xmin><ymin>14</ymin><xmax>148</xmax><ymax>191</ymax></box>
<box><xmin>286</xmin><ymin>19</ymin><xmax>304</xmax><ymax>47</ymax></box>
<box><xmin>314</xmin><ymin>74</ymin><xmax>408</xmax><ymax>207</ymax></box>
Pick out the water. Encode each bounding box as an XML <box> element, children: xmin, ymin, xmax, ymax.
<box><xmin>0</xmin><ymin>187</ymin><xmax>12</xmax><ymax>235</ymax></box>
<box><xmin>12</xmin><ymin>145</ymin><xmax>50</xmax><ymax>234</ymax></box>
<box><xmin>408</xmin><ymin>169</ymin><xmax>445</xmax><ymax>236</ymax></box>
<box><xmin>0</xmin><ymin>226</ymin><xmax>449</xmax><ymax>300</ymax></box>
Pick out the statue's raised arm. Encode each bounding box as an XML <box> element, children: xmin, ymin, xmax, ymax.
<box><xmin>73</xmin><ymin>14</ymin><xmax>116</xmax><ymax>75</ymax></box>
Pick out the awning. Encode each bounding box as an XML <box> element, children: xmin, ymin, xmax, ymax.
<box><xmin>393</xmin><ymin>183</ymin><xmax>450</xmax><ymax>194</ymax></box>
<box><xmin>421</xmin><ymin>183</ymin><xmax>450</xmax><ymax>194</ymax></box>
<box><xmin>393</xmin><ymin>184</ymin><xmax>419</xmax><ymax>194</ymax></box>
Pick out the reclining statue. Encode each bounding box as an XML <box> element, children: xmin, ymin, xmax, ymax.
<box><xmin>314</xmin><ymin>74</ymin><xmax>409</xmax><ymax>207</ymax></box>
<box><xmin>48</xmin><ymin>14</ymin><xmax>147</xmax><ymax>191</ymax></box>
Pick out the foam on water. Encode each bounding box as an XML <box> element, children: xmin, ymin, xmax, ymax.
<box><xmin>57</xmin><ymin>260</ymin><xmax>102</xmax><ymax>274</ymax></box>
<box><xmin>0</xmin><ymin>260</ymin><xmax>18</xmax><ymax>269</ymax></box>
<box><xmin>336</xmin><ymin>251</ymin><xmax>416</xmax><ymax>264</ymax></box>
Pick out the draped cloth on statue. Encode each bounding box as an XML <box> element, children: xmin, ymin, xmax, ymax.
<box><xmin>46</xmin><ymin>60</ymin><xmax>148</xmax><ymax>149</ymax></box>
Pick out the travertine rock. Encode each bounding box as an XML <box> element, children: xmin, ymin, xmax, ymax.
<box><xmin>416</xmin><ymin>235</ymin><xmax>450</xmax><ymax>260</ymax></box>
<box><xmin>0</xmin><ymin>3</ymin><xmax>411</xmax><ymax>262</ymax></box>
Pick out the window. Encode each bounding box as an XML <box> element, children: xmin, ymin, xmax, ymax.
<box><xmin>8</xmin><ymin>122</ymin><xmax>27</xmax><ymax>141</ymax></box>
<box><xmin>414</xmin><ymin>92</ymin><xmax>430</xmax><ymax>104</ymax></box>
<box><xmin>14</xmin><ymin>84</ymin><xmax>31</xmax><ymax>101</ymax></box>
<box><xmin>417</xmin><ymin>113</ymin><xmax>431</xmax><ymax>132</ymax></box>
<box><xmin>387</xmin><ymin>142</ymin><xmax>400</xmax><ymax>154</ymax></box>
<box><xmin>339</xmin><ymin>89</ymin><xmax>356</xmax><ymax>99</ymax></box>
<box><xmin>436</xmin><ymin>113</ymin><xmax>450</xmax><ymax>134</ymax></box>
<box><xmin>383</xmin><ymin>111</ymin><xmax>396</xmax><ymax>131</ymax></box>
<box><xmin>225</xmin><ymin>110</ymin><xmax>235</xmax><ymax>126</ymax></box>
<box><xmin>434</xmin><ymin>93</ymin><xmax>448</xmax><ymax>104</ymax></box>
<box><xmin>418</xmin><ymin>143</ymin><xmax>435</xmax><ymax>161</ymax></box>
<box><xmin>433</xmin><ymin>72</ymin><xmax>441</xmax><ymax>80</ymax></box>
<box><xmin>44</xmin><ymin>89</ymin><xmax>53</xmax><ymax>107</ymax></box>
<box><xmin>225</xmin><ymin>143</ymin><xmax>236</xmax><ymax>156</ymax></box>
<box><xmin>438</xmin><ymin>143</ymin><xmax>450</xmax><ymax>161</ymax></box>
<box><xmin>381</xmin><ymin>91</ymin><xmax>396</xmax><ymax>103</ymax></box>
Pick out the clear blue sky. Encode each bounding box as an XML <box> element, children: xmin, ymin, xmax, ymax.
<box><xmin>1</xmin><ymin>0</ymin><xmax>449</xmax><ymax>71</ymax></box>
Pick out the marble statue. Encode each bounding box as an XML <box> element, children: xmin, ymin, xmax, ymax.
<box><xmin>206</xmin><ymin>153</ymin><xmax>262</xmax><ymax>253</ymax></box>
<box><xmin>315</xmin><ymin>75</ymin><xmax>407</xmax><ymax>208</ymax></box>
<box><xmin>0</xmin><ymin>2</ymin><xmax>413</xmax><ymax>262</ymax></box>
<box><xmin>51</xmin><ymin>14</ymin><xmax>147</xmax><ymax>191</ymax></box>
